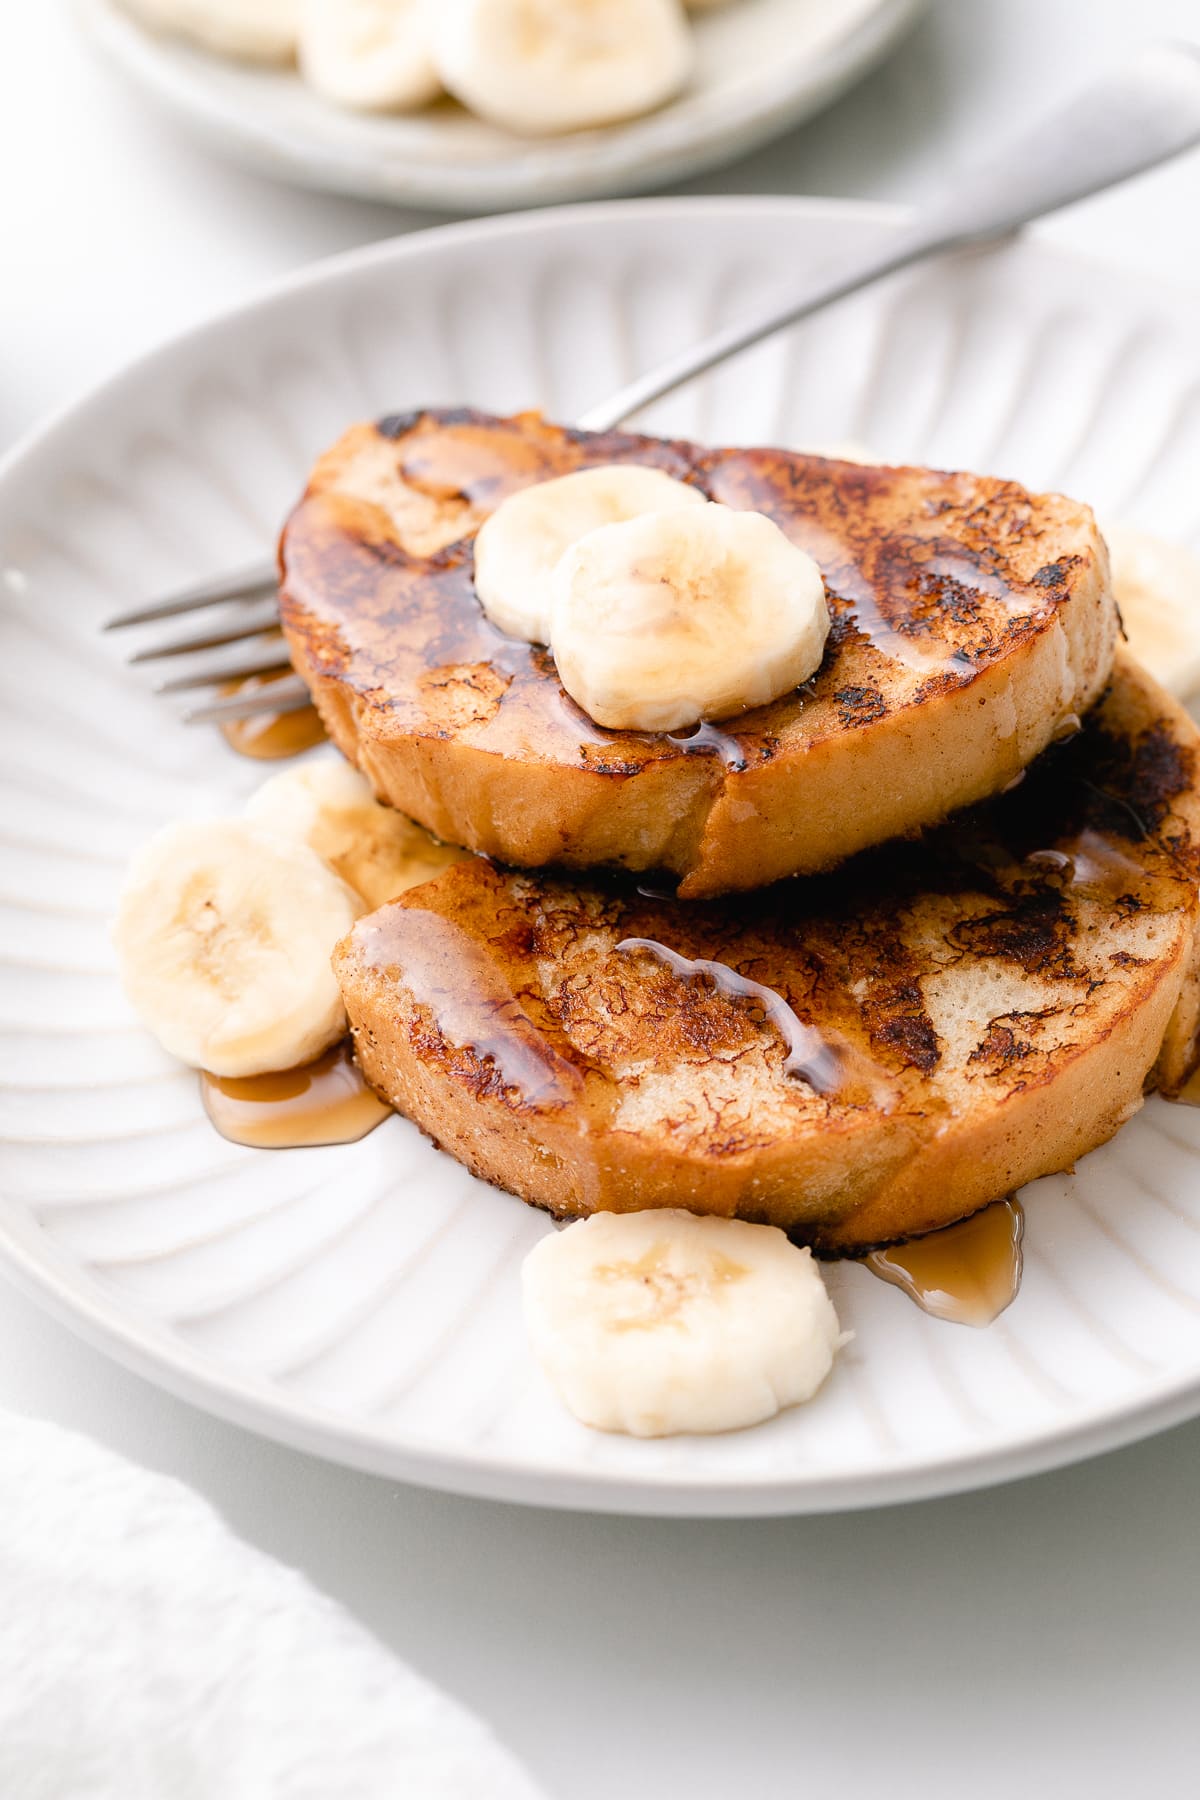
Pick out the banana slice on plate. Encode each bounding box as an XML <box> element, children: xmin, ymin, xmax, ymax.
<box><xmin>1104</xmin><ymin>522</ymin><xmax>1200</xmax><ymax>702</ymax></box>
<box><xmin>428</xmin><ymin>0</ymin><xmax>694</xmax><ymax>136</ymax></box>
<box><xmin>245</xmin><ymin>758</ymin><xmax>469</xmax><ymax>909</ymax></box>
<box><xmin>113</xmin><ymin>820</ymin><xmax>363</xmax><ymax>1077</ymax></box>
<box><xmin>118</xmin><ymin>0</ymin><xmax>299</xmax><ymax>61</ymax></box>
<box><xmin>298</xmin><ymin>0</ymin><xmax>441</xmax><ymax>113</ymax></box>
<box><xmin>550</xmin><ymin>500</ymin><xmax>830</xmax><ymax>731</ymax></box>
<box><xmin>473</xmin><ymin>463</ymin><xmax>705</xmax><ymax>644</ymax></box>
<box><xmin>522</xmin><ymin>1209</ymin><xmax>847</xmax><ymax>1437</ymax></box>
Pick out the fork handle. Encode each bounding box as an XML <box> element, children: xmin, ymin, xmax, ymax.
<box><xmin>578</xmin><ymin>42</ymin><xmax>1200</xmax><ymax>434</ymax></box>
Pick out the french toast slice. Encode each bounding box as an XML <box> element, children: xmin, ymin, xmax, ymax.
<box><xmin>280</xmin><ymin>408</ymin><xmax>1118</xmax><ymax>899</ymax></box>
<box><xmin>334</xmin><ymin>650</ymin><xmax>1200</xmax><ymax>1252</ymax></box>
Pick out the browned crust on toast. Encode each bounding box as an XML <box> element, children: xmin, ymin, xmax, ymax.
<box><xmin>281</xmin><ymin>409</ymin><xmax>1118</xmax><ymax>898</ymax></box>
<box><xmin>334</xmin><ymin>650</ymin><xmax>1200</xmax><ymax>1251</ymax></box>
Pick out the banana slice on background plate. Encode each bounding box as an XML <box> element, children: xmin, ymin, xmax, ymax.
<box><xmin>298</xmin><ymin>0</ymin><xmax>441</xmax><ymax>113</ymax></box>
<box><xmin>113</xmin><ymin>820</ymin><xmax>363</xmax><ymax>1077</ymax></box>
<box><xmin>473</xmin><ymin>463</ymin><xmax>706</xmax><ymax>644</ymax></box>
<box><xmin>245</xmin><ymin>759</ymin><xmax>470</xmax><ymax>908</ymax></box>
<box><xmin>1104</xmin><ymin>522</ymin><xmax>1200</xmax><ymax>702</ymax></box>
<box><xmin>428</xmin><ymin>0</ymin><xmax>694</xmax><ymax>136</ymax></box>
<box><xmin>550</xmin><ymin>500</ymin><xmax>830</xmax><ymax>731</ymax></box>
<box><xmin>522</xmin><ymin>1209</ymin><xmax>847</xmax><ymax>1437</ymax></box>
<box><xmin>117</xmin><ymin>0</ymin><xmax>299</xmax><ymax>61</ymax></box>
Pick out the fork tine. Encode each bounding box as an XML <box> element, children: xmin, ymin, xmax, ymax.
<box><xmin>129</xmin><ymin>608</ymin><xmax>282</xmax><ymax>662</ymax></box>
<box><xmin>104</xmin><ymin>557</ymin><xmax>278</xmax><ymax>630</ymax></box>
<box><xmin>184</xmin><ymin>677</ymin><xmax>312</xmax><ymax>725</ymax></box>
<box><xmin>155</xmin><ymin>648</ymin><xmax>293</xmax><ymax>695</ymax></box>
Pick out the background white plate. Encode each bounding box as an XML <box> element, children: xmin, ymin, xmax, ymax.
<box><xmin>74</xmin><ymin>0</ymin><xmax>927</xmax><ymax>212</ymax></box>
<box><xmin>3</xmin><ymin>197</ymin><xmax>1200</xmax><ymax>1516</ymax></box>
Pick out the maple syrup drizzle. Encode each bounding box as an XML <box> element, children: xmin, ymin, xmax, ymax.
<box><xmin>547</xmin><ymin>686</ymin><xmax>617</xmax><ymax>747</ymax></box>
<box><xmin>218</xmin><ymin>669</ymin><xmax>327</xmax><ymax>761</ymax></box>
<box><xmin>923</xmin><ymin>554</ymin><xmax>1012</xmax><ymax>604</ymax></box>
<box><xmin>825</xmin><ymin>553</ymin><xmax>1022</xmax><ymax>681</ymax></box>
<box><xmin>864</xmin><ymin>1196</ymin><xmax>1024</xmax><ymax>1326</ymax></box>
<box><xmin>824</xmin><ymin>562</ymin><xmax>950</xmax><ymax>677</ymax></box>
<box><xmin>616</xmin><ymin>938</ymin><xmax>842</xmax><ymax>1093</ymax></box>
<box><xmin>1025</xmin><ymin>847</ymin><xmax>1074</xmax><ymax>878</ymax></box>
<box><xmin>1019</xmin><ymin>832</ymin><xmax>1150</xmax><ymax>908</ymax></box>
<box><xmin>1064</xmin><ymin>829</ymin><xmax>1147</xmax><ymax>897</ymax></box>
<box><xmin>200</xmin><ymin>1039</ymin><xmax>390</xmax><ymax>1149</ymax></box>
<box><xmin>356</xmin><ymin>906</ymin><xmax>581</xmax><ymax>1105</ymax></box>
<box><xmin>666</xmin><ymin>721</ymin><xmax>750</xmax><ymax>772</ymax></box>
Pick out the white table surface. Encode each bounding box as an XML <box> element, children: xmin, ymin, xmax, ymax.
<box><xmin>3</xmin><ymin>4</ymin><xmax>1200</xmax><ymax>1796</ymax></box>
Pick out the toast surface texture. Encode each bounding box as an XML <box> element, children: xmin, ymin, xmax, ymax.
<box><xmin>335</xmin><ymin>652</ymin><xmax>1200</xmax><ymax>1251</ymax></box>
<box><xmin>281</xmin><ymin>409</ymin><xmax>1117</xmax><ymax>898</ymax></box>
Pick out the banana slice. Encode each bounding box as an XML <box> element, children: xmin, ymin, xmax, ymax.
<box><xmin>245</xmin><ymin>758</ymin><xmax>469</xmax><ymax>908</ymax></box>
<box><xmin>298</xmin><ymin>0</ymin><xmax>441</xmax><ymax>113</ymax></box>
<box><xmin>428</xmin><ymin>0</ymin><xmax>694</xmax><ymax>137</ymax></box>
<box><xmin>1105</xmin><ymin>522</ymin><xmax>1200</xmax><ymax>701</ymax></box>
<box><xmin>522</xmin><ymin>1209</ymin><xmax>846</xmax><ymax>1437</ymax></box>
<box><xmin>550</xmin><ymin>500</ymin><xmax>829</xmax><ymax>732</ymax></box>
<box><xmin>473</xmin><ymin>464</ymin><xmax>705</xmax><ymax>644</ymax></box>
<box><xmin>113</xmin><ymin>820</ymin><xmax>363</xmax><ymax>1077</ymax></box>
<box><xmin>118</xmin><ymin>0</ymin><xmax>299</xmax><ymax>62</ymax></box>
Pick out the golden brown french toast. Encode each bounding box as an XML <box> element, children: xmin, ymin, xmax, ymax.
<box><xmin>334</xmin><ymin>650</ymin><xmax>1200</xmax><ymax>1252</ymax></box>
<box><xmin>280</xmin><ymin>408</ymin><xmax>1117</xmax><ymax>899</ymax></box>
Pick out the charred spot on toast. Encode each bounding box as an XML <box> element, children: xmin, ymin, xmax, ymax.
<box><xmin>987</xmin><ymin>692</ymin><xmax>1199</xmax><ymax>873</ymax></box>
<box><xmin>1032</xmin><ymin>557</ymin><xmax>1082</xmax><ymax>591</ymax></box>
<box><xmin>969</xmin><ymin>1020</ymin><xmax>1034</xmax><ymax>1067</ymax></box>
<box><xmin>1090</xmin><ymin>719</ymin><xmax>1196</xmax><ymax>839</ymax></box>
<box><xmin>949</xmin><ymin>890</ymin><xmax>1080</xmax><ymax>979</ymax></box>
<box><xmin>833</xmin><ymin>684</ymin><xmax>887</xmax><ymax>725</ymax></box>
<box><xmin>872</xmin><ymin>1011</ymin><xmax>941</xmax><ymax>1072</ymax></box>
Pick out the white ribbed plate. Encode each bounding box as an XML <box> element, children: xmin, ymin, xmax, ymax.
<box><xmin>73</xmin><ymin>0</ymin><xmax>926</xmax><ymax>212</ymax></box>
<box><xmin>3</xmin><ymin>199</ymin><xmax>1200</xmax><ymax>1516</ymax></box>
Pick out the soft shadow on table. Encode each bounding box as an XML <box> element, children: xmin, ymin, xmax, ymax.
<box><xmin>2</xmin><ymin>1281</ymin><xmax>1197</xmax><ymax>1800</ymax></box>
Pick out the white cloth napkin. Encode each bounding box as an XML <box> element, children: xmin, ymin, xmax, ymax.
<box><xmin>0</xmin><ymin>1412</ymin><xmax>548</xmax><ymax>1800</ymax></box>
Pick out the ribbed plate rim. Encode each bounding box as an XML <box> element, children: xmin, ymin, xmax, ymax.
<box><xmin>3</xmin><ymin>195</ymin><xmax>1200</xmax><ymax>1516</ymax></box>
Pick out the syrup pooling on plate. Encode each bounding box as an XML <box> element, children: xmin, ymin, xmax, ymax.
<box><xmin>864</xmin><ymin>1197</ymin><xmax>1024</xmax><ymax>1326</ymax></box>
<box><xmin>219</xmin><ymin>669</ymin><xmax>327</xmax><ymax>761</ymax></box>
<box><xmin>200</xmin><ymin>1039</ymin><xmax>391</xmax><ymax>1148</ymax></box>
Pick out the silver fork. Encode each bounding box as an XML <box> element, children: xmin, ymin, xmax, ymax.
<box><xmin>106</xmin><ymin>42</ymin><xmax>1200</xmax><ymax>729</ymax></box>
